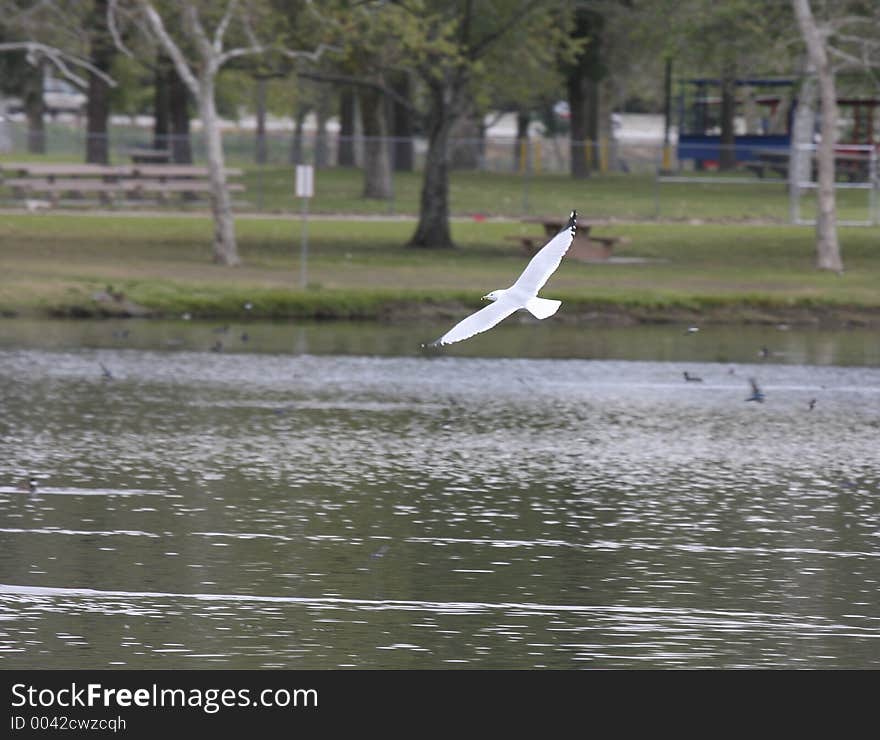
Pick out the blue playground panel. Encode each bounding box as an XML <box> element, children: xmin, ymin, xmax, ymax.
<box><xmin>678</xmin><ymin>134</ymin><xmax>791</xmax><ymax>163</ymax></box>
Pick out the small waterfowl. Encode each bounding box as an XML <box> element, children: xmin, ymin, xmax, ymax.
<box><xmin>745</xmin><ymin>378</ymin><xmax>765</xmax><ymax>403</ymax></box>
<box><xmin>16</xmin><ymin>475</ymin><xmax>38</xmax><ymax>493</ymax></box>
<box><xmin>683</xmin><ymin>371</ymin><xmax>703</xmax><ymax>382</ymax></box>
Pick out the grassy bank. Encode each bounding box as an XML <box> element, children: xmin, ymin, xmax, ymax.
<box><xmin>3</xmin><ymin>151</ymin><xmax>879</xmax><ymax>223</ymax></box>
<box><xmin>2</xmin><ymin>212</ymin><xmax>880</xmax><ymax>327</ymax></box>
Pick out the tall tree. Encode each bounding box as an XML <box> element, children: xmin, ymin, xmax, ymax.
<box><xmin>399</xmin><ymin>1</ymin><xmax>576</xmax><ymax>248</ymax></box>
<box><xmin>22</xmin><ymin>58</ymin><xmax>46</xmax><ymax>153</ymax></box>
<box><xmin>85</xmin><ymin>0</ymin><xmax>115</xmax><ymax>164</ymax></box>
<box><xmin>793</xmin><ymin>0</ymin><xmax>840</xmax><ymax>271</ymax></box>
<box><xmin>109</xmin><ymin>0</ymin><xmax>334</xmax><ymax>266</ymax></box>
<box><xmin>359</xmin><ymin>81</ymin><xmax>392</xmax><ymax>198</ymax></box>
<box><xmin>337</xmin><ymin>86</ymin><xmax>356</xmax><ymax>166</ymax></box>
<box><xmin>1</xmin><ymin>0</ymin><xmax>118</xmax><ymax>156</ymax></box>
<box><xmin>389</xmin><ymin>71</ymin><xmax>414</xmax><ymax>171</ymax></box>
<box><xmin>791</xmin><ymin>0</ymin><xmax>880</xmax><ymax>272</ymax></box>
<box><xmin>563</xmin><ymin>5</ymin><xmax>605</xmax><ymax>178</ymax></box>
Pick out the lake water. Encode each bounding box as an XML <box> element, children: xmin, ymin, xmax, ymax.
<box><xmin>1</xmin><ymin>318</ymin><xmax>879</xmax><ymax>669</ymax></box>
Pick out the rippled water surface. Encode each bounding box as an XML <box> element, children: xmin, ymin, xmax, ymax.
<box><xmin>1</xmin><ymin>319</ymin><xmax>879</xmax><ymax>668</ymax></box>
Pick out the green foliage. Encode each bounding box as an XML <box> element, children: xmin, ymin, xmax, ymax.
<box><xmin>108</xmin><ymin>54</ymin><xmax>153</xmax><ymax>117</ymax></box>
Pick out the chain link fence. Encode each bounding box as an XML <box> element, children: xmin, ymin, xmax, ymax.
<box><xmin>0</xmin><ymin>118</ymin><xmax>877</xmax><ymax>224</ymax></box>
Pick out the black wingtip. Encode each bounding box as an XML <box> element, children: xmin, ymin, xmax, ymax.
<box><xmin>567</xmin><ymin>210</ymin><xmax>577</xmax><ymax>233</ymax></box>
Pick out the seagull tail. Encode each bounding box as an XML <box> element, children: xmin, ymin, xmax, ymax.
<box><xmin>525</xmin><ymin>297</ymin><xmax>561</xmax><ymax>320</ymax></box>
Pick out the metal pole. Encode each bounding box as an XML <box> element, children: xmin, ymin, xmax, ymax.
<box><xmin>869</xmin><ymin>146</ymin><xmax>878</xmax><ymax>225</ymax></box>
<box><xmin>300</xmin><ymin>196</ymin><xmax>309</xmax><ymax>290</ymax></box>
<box><xmin>653</xmin><ymin>146</ymin><xmax>661</xmax><ymax>220</ymax></box>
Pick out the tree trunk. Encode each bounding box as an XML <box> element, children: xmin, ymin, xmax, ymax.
<box><xmin>153</xmin><ymin>53</ymin><xmax>171</xmax><ymax>153</ymax></box>
<box><xmin>289</xmin><ymin>107</ymin><xmax>308</xmax><ymax>164</ymax></box>
<box><xmin>567</xmin><ymin>73</ymin><xmax>588</xmax><ymax>178</ymax></box>
<box><xmin>408</xmin><ymin>84</ymin><xmax>454</xmax><ymax>249</ymax></box>
<box><xmin>338</xmin><ymin>87</ymin><xmax>356</xmax><ymax>167</ymax></box>
<box><xmin>450</xmin><ymin>104</ymin><xmax>481</xmax><ymax>169</ymax></box>
<box><xmin>254</xmin><ymin>76</ymin><xmax>267</xmax><ymax>165</ymax></box>
<box><xmin>586</xmin><ymin>77</ymin><xmax>601</xmax><ymax>171</ymax></box>
<box><xmin>199</xmin><ymin>78</ymin><xmax>239</xmax><ymax>266</ymax></box>
<box><xmin>85</xmin><ymin>0</ymin><xmax>113</xmax><ymax>164</ymax></box>
<box><xmin>791</xmin><ymin>63</ymin><xmax>816</xmax><ymax>186</ymax></box>
<box><xmin>315</xmin><ymin>96</ymin><xmax>330</xmax><ymax>169</ymax></box>
<box><xmin>360</xmin><ymin>84</ymin><xmax>392</xmax><ymax>199</ymax></box>
<box><xmin>514</xmin><ymin>110</ymin><xmax>529</xmax><ymax>172</ymax></box>
<box><xmin>23</xmin><ymin>62</ymin><xmax>45</xmax><ymax>154</ymax></box>
<box><xmin>0</xmin><ymin>98</ymin><xmax>11</xmax><ymax>153</ymax></box>
<box><xmin>168</xmin><ymin>68</ymin><xmax>192</xmax><ymax>163</ymax></box>
<box><xmin>814</xmin><ymin>68</ymin><xmax>841</xmax><ymax>271</ymax></box>
<box><xmin>389</xmin><ymin>72</ymin><xmax>413</xmax><ymax>171</ymax></box>
<box><xmin>719</xmin><ymin>59</ymin><xmax>737</xmax><ymax>171</ymax></box>
<box><xmin>793</xmin><ymin>0</ymin><xmax>842</xmax><ymax>272</ymax></box>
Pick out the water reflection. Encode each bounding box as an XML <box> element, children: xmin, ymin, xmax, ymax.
<box><xmin>0</xmin><ymin>320</ymin><xmax>878</xmax><ymax>668</ymax></box>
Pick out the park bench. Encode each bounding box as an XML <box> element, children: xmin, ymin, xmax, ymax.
<box><xmin>0</xmin><ymin>162</ymin><xmax>244</xmax><ymax>207</ymax></box>
<box><xmin>510</xmin><ymin>217</ymin><xmax>623</xmax><ymax>262</ymax></box>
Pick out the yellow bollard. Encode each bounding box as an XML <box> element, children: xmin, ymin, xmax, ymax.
<box><xmin>584</xmin><ymin>141</ymin><xmax>593</xmax><ymax>170</ymax></box>
<box><xmin>599</xmin><ymin>137</ymin><xmax>609</xmax><ymax>173</ymax></box>
<box><xmin>662</xmin><ymin>144</ymin><xmax>672</xmax><ymax>171</ymax></box>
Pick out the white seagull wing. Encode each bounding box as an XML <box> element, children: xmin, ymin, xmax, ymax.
<box><xmin>511</xmin><ymin>210</ymin><xmax>577</xmax><ymax>296</ymax></box>
<box><xmin>428</xmin><ymin>298</ymin><xmax>520</xmax><ymax>347</ymax></box>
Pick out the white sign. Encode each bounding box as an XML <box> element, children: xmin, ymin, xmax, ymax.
<box><xmin>295</xmin><ymin>165</ymin><xmax>314</xmax><ymax>198</ymax></box>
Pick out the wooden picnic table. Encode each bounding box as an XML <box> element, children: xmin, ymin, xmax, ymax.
<box><xmin>512</xmin><ymin>216</ymin><xmax>623</xmax><ymax>262</ymax></box>
<box><xmin>0</xmin><ymin>163</ymin><xmax>131</xmax><ymax>179</ymax></box>
<box><xmin>0</xmin><ymin>162</ymin><xmax>244</xmax><ymax>206</ymax></box>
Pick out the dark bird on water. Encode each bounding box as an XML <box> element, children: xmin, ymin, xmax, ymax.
<box><xmin>683</xmin><ymin>371</ymin><xmax>703</xmax><ymax>382</ymax></box>
<box><xmin>99</xmin><ymin>362</ymin><xmax>114</xmax><ymax>380</ymax></box>
<box><xmin>808</xmin><ymin>398</ymin><xmax>817</xmax><ymax>411</ymax></box>
<box><xmin>745</xmin><ymin>377</ymin><xmax>765</xmax><ymax>403</ymax></box>
<box><xmin>16</xmin><ymin>475</ymin><xmax>38</xmax><ymax>493</ymax></box>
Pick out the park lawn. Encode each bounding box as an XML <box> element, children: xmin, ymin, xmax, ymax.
<box><xmin>238</xmin><ymin>167</ymin><xmax>876</xmax><ymax>224</ymax></box>
<box><xmin>3</xmin><ymin>148</ymin><xmax>876</xmax><ymax>223</ymax></box>
<box><xmin>1</xmin><ymin>212</ymin><xmax>879</xmax><ymax>324</ymax></box>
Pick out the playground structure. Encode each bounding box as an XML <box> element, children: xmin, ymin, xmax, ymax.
<box><xmin>675</xmin><ymin>77</ymin><xmax>880</xmax><ymax>182</ymax></box>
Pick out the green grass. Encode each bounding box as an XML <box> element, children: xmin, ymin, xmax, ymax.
<box><xmin>2</xmin><ymin>212</ymin><xmax>880</xmax><ymax>325</ymax></box>
<box><xmin>4</xmin><ymin>148</ymin><xmax>877</xmax><ymax>223</ymax></box>
<box><xmin>233</xmin><ymin>167</ymin><xmax>878</xmax><ymax>223</ymax></box>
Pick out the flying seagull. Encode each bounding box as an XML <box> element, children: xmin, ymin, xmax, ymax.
<box><xmin>424</xmin><ymin>210</ymin><xmax>577</xmax><ymax>347</ymax></box>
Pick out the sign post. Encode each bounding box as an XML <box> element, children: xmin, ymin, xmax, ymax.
<box><xmin>295</xmin><ymin>165</ymin><xmax>314</xmax><ymax>289</ymax></box>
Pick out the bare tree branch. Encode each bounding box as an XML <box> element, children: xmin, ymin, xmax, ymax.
<box><xmin>107</xmin><ymin>0</ymin><xmax>137</xmax><ymax>59</ymax></box>
<box><xmin>134</xmin><ymin>0</ymin><xmax>200</xmax><ymax>95</ymax></box>
<box><xmin>0</xmin><ymin>41</ymin><xmax>116</xmax><ymax>88</ymax></box>
<box><xmin>214</xmin><ymin>0</ymin><xmax>238</xmax><ymax>53</ymax></box>
<box><xmin>297</xmin><ymin>69</ymin><xmax>424</xmax><ymax>120</ymax></box>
